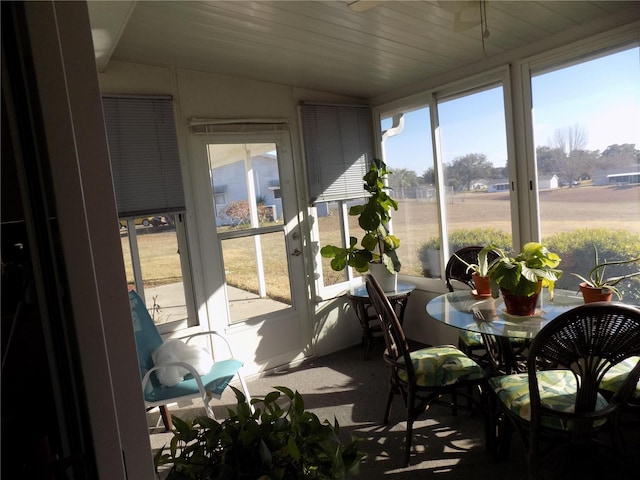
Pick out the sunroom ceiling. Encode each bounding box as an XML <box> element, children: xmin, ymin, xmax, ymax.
<box><xmin>88</xmin><ymin>1</ymin><xmax>639</xmax><ymax>99</ymax></box>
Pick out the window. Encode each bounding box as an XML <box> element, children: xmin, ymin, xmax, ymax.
<box><xmin>314</xmin><ymin>37</ymin><xmax>639</xmax><ymax>298</ymax></box>
<box><xmin>103</xmin><ymin>95</ymin><xmax>196</xmax><ymax>329</ymax></box>
<box><xmin>530</xmin><ymin>46</ymin><xmax>640</xmax><ymax>302</ymax></box>
<box><xmin>119</xmin><ymin>213</ymin><xmax>196</xmax><ymax>330</ymax></box>
<box><xmin>379</xmin><ymin>81</ymin><xmax>513</xmax><ymax>284</ymax></box>
<box><xmin>301</xmin><ymin>103</ymin><xmax>375</xmax><ymax>289</ymax></box>
<box><xmin>380</xmin><ymin>107</ymin><xmax>439</xmax><ymax>278</ymax></box>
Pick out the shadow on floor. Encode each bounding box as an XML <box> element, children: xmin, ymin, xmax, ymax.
<box><xmin>148</xmin><ymin>342</ymin><xmax>640</xmax><ymax>480</ymax></box>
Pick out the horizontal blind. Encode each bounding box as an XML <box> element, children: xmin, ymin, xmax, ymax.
<box><xmin>301</xmin><ymin>103</ymin><xmax>373</xmax><ymax>203</ymax></box>
<box><xmin>102</xmin><ymin>95</ymin><xmax>185</xmax><ymax>217</ymax></box>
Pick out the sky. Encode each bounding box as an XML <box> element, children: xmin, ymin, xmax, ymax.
<box><xmin>382</xmin><ymin>46</ymin><xmax>639</xmax><ymax>174</ymax></box>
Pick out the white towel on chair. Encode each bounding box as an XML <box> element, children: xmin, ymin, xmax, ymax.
<box><xmin>152</xmin><ymin>339</ymin><xmax>214</xmax><ymax>387</ymax></box>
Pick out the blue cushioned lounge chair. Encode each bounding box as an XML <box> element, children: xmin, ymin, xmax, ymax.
<box><xmin>129</xmin><ymin>290</ymin><xmax>251</xmax><ymax>429</ymax></box>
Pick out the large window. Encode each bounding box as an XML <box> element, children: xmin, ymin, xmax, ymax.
<box><xmin>314</xmin><ymin>39</ymin><xmax>639</xmax><ymax>300</ymax></box>
<box><xmin>380</xmin><ymin>81</ymin><xmax>513</xmax><ymax>284</ymax></box>
<box><xmin>380</xmin><ymin>107</ymin><xmax>439</xmax><ymax>278</ymax></box>
<box><xmin>530</xmin><ymin>46</ymin><xmax>640</xmax><ymax>302</ymax></box>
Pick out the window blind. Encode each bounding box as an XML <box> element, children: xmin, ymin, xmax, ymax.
<box><xmin>102</xmin><ymin>95</ymin><xmax>185</xmax><ymax>217</ymax></box>
<box><xmin>300</xmin><ymin>103</ymin><xmax>373</xmax><ymax>203</ymax></box>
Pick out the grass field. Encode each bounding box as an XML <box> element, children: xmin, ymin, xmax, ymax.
<box><xmin>124</xmin><ymin>184</ymin><xmax>640</xmax><ymax>302</ymax></box>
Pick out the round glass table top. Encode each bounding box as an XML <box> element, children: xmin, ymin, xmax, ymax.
<box><xmin>348</xmin><ymin>282</ymin><xmax>416</xmax><ymax>299</ymax></box>
<box><xmin>426</xmin><ymin>289</ymin><xmax>586</xmax><ymax>339</ymax></box>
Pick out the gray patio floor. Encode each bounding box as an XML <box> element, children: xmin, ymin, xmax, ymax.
<box><xmin>148</xmin><ymin>341</ymin><xmax>640</xmax><ymax>480</ymax></box>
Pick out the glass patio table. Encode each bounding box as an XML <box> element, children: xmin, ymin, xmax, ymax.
<box><xmin>426</xmin><ymin>289</ymin><xmax>585</xmax><ymax>373</ymax></box>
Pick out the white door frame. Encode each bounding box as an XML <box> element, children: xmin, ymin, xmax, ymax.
<box><xmin>188</xmin><ymin>128</ymin><xmax>311</xmax><ymax>375</ymax></box>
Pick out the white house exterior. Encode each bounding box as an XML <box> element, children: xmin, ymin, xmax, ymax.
<box><xmin>538</xmin><ymin>174</ymin><xmax>559</xmax><ymax>190</ymax></box>
<box><xmin>211</xmin><ymin>153</ymin><xmax>282</xmax><ymax>225</ymax></box>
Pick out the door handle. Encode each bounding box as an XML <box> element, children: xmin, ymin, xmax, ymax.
<box><xmin>291</xmin><ymin>248</ymin><xmax>302</xmax><ymax>256</ymax></box>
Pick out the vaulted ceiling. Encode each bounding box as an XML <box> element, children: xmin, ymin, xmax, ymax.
<box><xmin>88</xmin><ymin>1</ymin><xmax>639</xmax><ymax>99</ymax></box>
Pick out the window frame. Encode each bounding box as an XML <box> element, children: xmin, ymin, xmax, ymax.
<box><xmin>368</xmin><ymin>67</ymin><xmax>515</xmax><ymax>293</ymax></box>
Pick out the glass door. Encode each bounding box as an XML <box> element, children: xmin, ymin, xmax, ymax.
<box><xmin>202</xmin><ymin>131</ymin><xmax>309</xmax><ymax>368</ymax></box>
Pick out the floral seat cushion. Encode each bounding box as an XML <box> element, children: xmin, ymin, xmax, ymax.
<box><xmin>599</xmin><ymin>356</ymin><xmax>640</xmax><ymax>399</ymax></box>
<box><xmin>459</xmin><ymin>330</ymin><xmax>483</xmax><ymax>347</ymax></box>
<box><xmin>459</xmin><ymin>331</ymin><xmax>527</xmax><ymax>348</ymax></box>
<box><xmin>397</xmin><ymin>345</ymin><xmax>486</xmax><ymax>387</ymax></box>
<box><xmin>489</xmin><ymin>369</ymin><xmax>609</xmax><ymax>430</ymax></box>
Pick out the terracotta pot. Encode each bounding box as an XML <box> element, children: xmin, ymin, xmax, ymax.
<box><xmin>579</xmin><ymin>283</ymin><xmax>613</xmax><ymax>303</ymax></box>
<box><xmin>500</xmin><ymin>287</ymin><xmax>541</xmax><ymax>316</ymax></box>
<box><xmin>472</xmin><ymin>273</ymin><xmax>492</xmax><ymax>296</ymax></box>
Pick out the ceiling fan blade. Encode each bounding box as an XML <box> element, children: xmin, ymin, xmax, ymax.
<box><xmin>438</xmin><ymin>0</ymin><xmax>482</xmax><ymax>32</ymax></box>
<box><xmin>348</xmin><ymin>1</ymin><xmax>385</xmax><ymax>13</ymax></box>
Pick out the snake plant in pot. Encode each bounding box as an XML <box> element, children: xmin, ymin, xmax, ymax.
<box><xmin>320</xmin><ymin>158</ymin><xmax>401</xmax><ymax>291</ymax></box>
<box><xmin>453</xmin><ymin>245</ymin><xmax>498</xmax><ymax>297</ymax></box>
<box><xmin>571</xmin><ymin>245</ymin><xmax>640</xmax><ymax>303</ymax></box>
<box><xmin>488</xmin><ymin>242</ymin><xmax>562</xmax><ymax>316</ymax></box>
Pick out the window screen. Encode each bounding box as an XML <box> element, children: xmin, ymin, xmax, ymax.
<box><xmin>102</xmin><ymin>95</ymin><xmax>185</xmax><ymax>217</ymax></box>
<box><xmin>301</xmin><ymin>103</ymin><xmax>373</xmax><ymax>203</ymax></box>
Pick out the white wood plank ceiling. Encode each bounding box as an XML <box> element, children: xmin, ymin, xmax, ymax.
<box><xmin>89</xmin><ymin>1</ymin><xmax>640</xmax><ymax>99</ymax></box>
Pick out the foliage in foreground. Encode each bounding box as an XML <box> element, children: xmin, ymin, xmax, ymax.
<box><xmin>154</xmin><ymin>386</ymin><xmax>365</xmax><ymax>480</ymax></box>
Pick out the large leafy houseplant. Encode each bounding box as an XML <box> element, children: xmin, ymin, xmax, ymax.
<box><xmin>154</xmin><ymin>386</ymin><xmax>365</xmax><ymax>480</ymax></box>
<box><xmin>320</xmin><ymin>158</ymin><xmax>400</xmax><ymax>274</ymax></box>
<box><xmin>488</xmin><ymin>242</ymin><xmax>562</xmax><ymax>315</ymax></box>
<box><xmin>571</xmin><ymin>245</ymin><xmax>640</xmax><ymax>301</ymax></box>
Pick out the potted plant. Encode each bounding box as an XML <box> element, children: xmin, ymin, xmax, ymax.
<box><xmin>488</xmin><ymin>242</ymin><xmax>562</xmax><ymax>316</ymax></box>
<box><xmin>320</xmin><ymin>158</ymin><xmax>401</xmax><ymax>291</ymax></box>
<box><xmin>155</xmin><ymin>386</ymin><xmax>365</xmax><ymax>479</ymax></box>
<box><xmin>453</xmin><ymin>245</ymin><xmax>497</xmax><ymax>297</ymax></box>
<box><xmin>571</xmin><ymin>246</ymin><xmax>640</xmax><ymax>303</ymax></box>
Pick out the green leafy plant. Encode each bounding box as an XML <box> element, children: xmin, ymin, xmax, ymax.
<box><xmin>488</xmin><ymin>242</ymin><xmax>562</xmax><ymax>298</ymax></box>
<box><xmin>453</xmin><ymin>245</ymin><xmax>497</xmax><ymax>277</ymax></box>
<box><xmin>320</xmin><ymin>158</ymin><xmax>400</xmax><ymax>274</ymax></box>
<box><xmin>154</xmin><ymin>386</ymin><xmax>365</xmax><ymax>480</ymax></box>
<box><xmin>570</xmin><ymin>245</ymin><xmax>640</xmax><ymax>300</ymax></box>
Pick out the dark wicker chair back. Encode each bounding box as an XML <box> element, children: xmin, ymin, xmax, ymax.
<box><xmin>365</xmin><ymin>274</ymin><xmax>488</xmax><ymax>466</ymax></box>
<box><xmin>365</xmin><ymin>272</ymin><xmax>414</xmax><ymax>384</ymax></box>
<box><xmin>445</xmin><ymin>245</ymin><xmax>500</xmax><ymax>292</ymax></box>
<box><xmin>528</xmin><ymin>302</ymin><xmax>640</xmax><ymax>437</ymax></box>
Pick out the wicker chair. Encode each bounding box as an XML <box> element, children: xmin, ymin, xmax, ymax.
<box><xmin>365</xmin><ymin>274</ymin><xmax>488</xmax><ymax>466</ymax></box>
<box><xmin>488</xmin><ymin>302</ymin><xmax>640</xmax><ymax>479</ymax></box>
<box><xmin>445</xmin><ymin>246</ymin><xmax>499</xmax><ymax>365</ymax></box>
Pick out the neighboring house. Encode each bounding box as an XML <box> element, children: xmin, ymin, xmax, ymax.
<box><xmin>471</xmin><ymin>179</ymin><xmax>488</xmax><ymax>191</ymax></box>
<box><xmin>488</xmin><ymin>175</ymin><xmax>557</xmax><ymax>192</ymax></box>
<box><xmin>211</xmin><ymin>153</ymin><xmax>283</xmax><ymax>226</ymax></box>
<box><xmin>593</xmin><ymin>166</ymin><xmax>640</xmax><ymax>186</ymax></box>
<box><xmin>538</xmin><ymin>174</ymin><xmax>559</xmax><ymax>190</ymax></box>
<box><xmin>487</xmin><ymin>181</ymin><xmax>510</xmax><ymax>193</ymax></box>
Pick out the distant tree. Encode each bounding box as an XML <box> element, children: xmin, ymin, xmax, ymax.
<box><xmin>550</xmin><ymin>124</ymin><xmax>588</xmax><ymax>155</ymax></box>
<box><xmin>536</xmin><ymin>146</ymin><xmax>564</xmax><ymax>176</ymax></box>
<box><xmin>489</xmin><ymin>166</ymin><xmax>509</xmax><ymax>179</ymax></box>
<box><xmin>388</xmin><ymin>168</ymin><xmax>419</xmax><ymax>198</ymax></box>
<box><xmin>421</xmin><ymin>167</ymin><xmax>435</xmax><ymax>185</ymax></box>
<box><xmin>599</xmin><ymin>143</ymin><xmax>640</xmax><ymax>169</ymax></box>
<box><xmin>566</xmin><ymin>149</ymin><xmax>598</xmax><ymax>181</ymax></box>
<box><xmin>446</xmin><ymin>153</ymin><xmax>492</xmax><ymax>191</ymax></box>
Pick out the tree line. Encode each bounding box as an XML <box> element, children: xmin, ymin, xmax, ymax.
<box><xmin>387</xmin><ymin>125</ymin><xmax>639</xmax><ymax>193</ymax></box>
